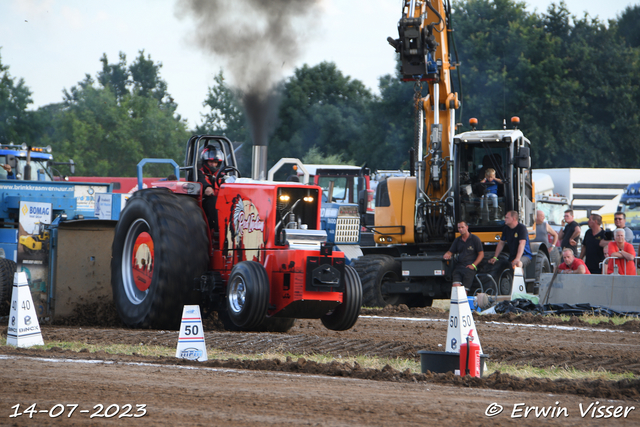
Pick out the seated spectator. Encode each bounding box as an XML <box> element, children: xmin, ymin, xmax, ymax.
<box><xmin>558</xmin><ymin>248</ymin><xmax>590</xmax><ymax>274</ymax></box>
<box><xmin>479</xmin><ymin>168</ymin><xmax>502</xmax><ymax>209</ymax></box>
<box><xmin>606</xmin><ymin>229</ymin><xmax>637</xmax><ymax>275</ymax></box>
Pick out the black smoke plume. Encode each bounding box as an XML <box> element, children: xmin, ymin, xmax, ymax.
<box><xmin>176</xmin><ymin>0</ymin><xmax>320</xmax><ymax>146</ymax></box>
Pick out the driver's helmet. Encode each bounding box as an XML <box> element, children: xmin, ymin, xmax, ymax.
<box><xmin>202</xmin><ymin>147</ymin><xmax>224</xmax><ymax>163</ymax></box>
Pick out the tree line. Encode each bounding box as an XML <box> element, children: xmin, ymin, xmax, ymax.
<box><xmin>1</xmin><ymin>0</ymin><xmax>640</xmax><ymax>177</ymax></box>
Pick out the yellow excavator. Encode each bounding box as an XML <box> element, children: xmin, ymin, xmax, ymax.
<box><xmin>19</xmin><ymin>223</ymin><xmax>50</xmax><ymax>255</ymax></box>
<box><xmin>353</xmin><ymin>0</ymin><xmax>550</xmax><ymax>307</ymax></box>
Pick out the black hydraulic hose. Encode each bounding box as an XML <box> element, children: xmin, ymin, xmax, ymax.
<box><xmin>426</xmin><ymin>0</ymin><xmax>444</xmax><ymax>32</ymax></box>
<box><xmin>446</xmin><ymin>0</ymin><xmax>463</xmax><ymax>122</ymax></box>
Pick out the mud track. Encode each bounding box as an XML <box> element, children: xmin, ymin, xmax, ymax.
<box><xmin>33</xmin><ymin>303</ymin><xmax>640</xmax><ymax>375</ymax></box>
<box><xmin>1</xmin><ymin>305</ymin><xmax>639</xmax><ymax>425</ymax></box>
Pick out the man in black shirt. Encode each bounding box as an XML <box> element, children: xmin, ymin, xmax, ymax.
<box><xmin>443</xmin><ymin>221</ymin><xmax>484</xmax><ymax>290</ymax></box>
<box><xmin>580</xmin><ymin>213</ymin><xmax>607</xmax><ymax>274</ymax></box>
<box><xmin>557</xmin><ymin>209</ymin><xmax>580</xmax><ymax>255</ymax></box>
<box><xmin>489</xmin><ymin>210</ymin><xmax>533</xmax><ymax>269</ymax></box>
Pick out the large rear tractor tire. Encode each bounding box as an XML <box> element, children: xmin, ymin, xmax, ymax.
<box><xmin>226</xmin><ymin>261</ymin><xmax>270</xmax><ymax>330</ymax></box>
<box><xmin>351</xmin><ymin>255</ymin><xmax>404</xmax><ymax>307</ymax></box>
<box><xmin>111</xmin><ymin>189</ymin><xmax>209</xmax><ymax>330</ymax></box>
<box><xmin>0</xmin><ymin>258</ymin><xmax>18</xmax><ymax>316</ymax></box>
<box><xmin>321</xmin><ymin>265</ymin><xmax>362</xmax><ymax>331</ymax></box>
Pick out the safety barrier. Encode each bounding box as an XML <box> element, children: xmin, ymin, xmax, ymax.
<box><xmin>600</xmin><ymin>256</ymin><xmax>640</xmax><ymax>275</ymax></box>
<box><xmin>539</xmin><ymin>272</ymin><xmax>640</xmax><ymax>312</ymax></box>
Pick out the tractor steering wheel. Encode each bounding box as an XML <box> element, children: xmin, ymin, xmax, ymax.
<box><xmin>216</xmin><ymin>166</ymin><xmax>241</xmax><ymax>187</ymax></box>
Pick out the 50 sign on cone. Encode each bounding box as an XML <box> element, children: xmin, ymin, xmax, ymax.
<box><xmin>175</xmin><ymin>305</ymin><xmax>208</xmax><ymax>362</ymax></box>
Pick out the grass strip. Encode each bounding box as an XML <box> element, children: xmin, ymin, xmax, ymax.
<box><xmin>1</xmin><ymin>338</ymin><xmax>636</xmax><ymax>381</ymax></box>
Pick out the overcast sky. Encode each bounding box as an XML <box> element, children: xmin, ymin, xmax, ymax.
<box><xmin>1</xmin><ymin>0</ymin><xmax>636</xmax><ymax>129</ymax></box>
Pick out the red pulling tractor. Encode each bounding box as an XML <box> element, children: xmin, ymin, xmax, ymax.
<box><xmin>111</xmin><ymin>135</ymin><xmax>362</xmax><ymax>332</ymax></box>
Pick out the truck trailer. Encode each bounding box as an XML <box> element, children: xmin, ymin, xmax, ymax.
<box><xmin>0</xmin><ymin>143</ymin><xmax>121</xmax><ymax>321</ymax></box>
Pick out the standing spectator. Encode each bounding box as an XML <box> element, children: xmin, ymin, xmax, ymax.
<box><xmin>606</xmin><ymin>229</ymin><xmax>636</xmax><ymax>275</ymax></box>
<box><xmin>559</xmin><ymin>248</ymin><xmax>590</xmax><ymax>274</ymax></box>
<box><xmin>488</xmin><ymin>210</ymin><xmax>533</xmax><ymax>269</ymax></box>
<box><xmin>532</xmin><ymin>210</ymin><xmax>559</xmax><ymax>246</ymax></box>
<box><xmin>532</xmin><ymin>209</ymin><xmax>560</xmax><ymax>266</ymax></box>
<box><xmin>614</xmin><ymin>212</ymin><xmax>634</xmax><ymax>244</ymax></box>
<box><xmin>580</xmin><ymin>213</ymin><xmax>607</xmax><ymax>275</ymax></box>
<box><xmin>443</xmin><ymin>221</ymin><xmax>484</xmax><ymax>290</ymax></box>
<box><xmin>557</xmin><ymin>209</ymin><xmax>580</xmax><ymax>255</ymax></box>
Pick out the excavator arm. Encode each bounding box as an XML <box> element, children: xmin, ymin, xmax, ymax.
<box><xmin>380</xmin><ymin>0</ymin><xmax>459</xmax><ymax>244</ymax></box>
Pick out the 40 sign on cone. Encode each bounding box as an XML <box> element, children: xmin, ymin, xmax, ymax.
<box><xmin>7</xmin><ymin>272</ymin><xmax>44</xmax><ymax>348</ymax></box>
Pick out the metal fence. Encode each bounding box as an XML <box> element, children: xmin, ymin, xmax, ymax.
<box><xmin>600</xmin><ymin>256</ymin><xmax>640</xmax><ymax>275</ymax></box>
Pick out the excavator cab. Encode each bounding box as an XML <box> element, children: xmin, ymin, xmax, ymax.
<box><xmin>458</xmin><ymin>145</ymin><xmax>509</xmax><ymax>226</ymax></box>
<box><xmin>453</xmin><ymin>128</ymin><xmax>534</xmax><ymax>237</ymax></box>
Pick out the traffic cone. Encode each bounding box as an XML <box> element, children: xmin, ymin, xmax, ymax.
<box><xmin>510</xmin><ymin>266</ymin><xmax>527</xmax><ymax>299</ymax></box>
<box><xmin>175</xmin><ymin>305</ymin><xmax>208</xmax><ymax>362</ymax></box>
<box><xmin>445</xmin><ymin>286</ymin><xmax>483</xmax><ymax>355</ymax></box>
<box><xmin>6</xmin><ymin>272</ymin><xmax>44</xmax><ymax>348</ymax></box>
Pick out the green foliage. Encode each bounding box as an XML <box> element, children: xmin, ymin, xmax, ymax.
<box><xmin>196</xmin><ymin>70</ymin><xmax>252</xmax><ymax>174</ymax></box>
<box><xmin>0</xmin><ymin>49</ymin><xmax>38</xmax><ymax>145</ymax></box>
<box><xmin>452</xmin><ymin>0</ymin><xmax>640</xmax><ymax>168</ymax></box>
<box><xmin>269</xmin><ymin>62</ymin><xmax>373</xmax><ymax>168</ymax></box>
<box><xmin>302</xmin><ymin>146</ymin><xmax>355</xmax><ymax>165</ymax></box>
<box><xmin>615</xmin><ymin>4</ymin><xmax>640</xmax><ymax>48</ymax></box>
<box><xmin>38</xmin><ymin>51</ymin><xmax>189</xmax><ymax>176</ymax></box>
<box><xmin>357</xmin><ymin>71</ymin><xmax>415</xmax><ymax>170</ymax></box>
<box><xmin>5</xmin><ymin>1</ymin><xmax>640</xmax><ymax>174</ymax></box>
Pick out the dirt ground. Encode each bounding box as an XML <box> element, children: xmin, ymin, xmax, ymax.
<box><xmin>1</xmin><ymin>305</ymin><xmax>639</xmax><ymax>426</ymax></box>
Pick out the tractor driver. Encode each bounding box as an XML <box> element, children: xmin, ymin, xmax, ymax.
<box><xmin>198</xmin><ymin>146</ymin><xmax>225</xmax><ymax>229</ymax></box>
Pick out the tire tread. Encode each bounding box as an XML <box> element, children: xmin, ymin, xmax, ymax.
<box><xmin>112</xmin><ymin>189</ymin><xmax>209</xmax><ymax>329</ymax></box>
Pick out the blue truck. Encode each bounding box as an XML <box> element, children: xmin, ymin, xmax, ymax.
<box><xmin>618</xmin><ymin>181</ymin><xmax>640</xmax><ymax>243</ymax></box>
<box><xmin>0</xmin><ymin>143</ymin><xmax>123</xmax><ymax>320</ymax></box>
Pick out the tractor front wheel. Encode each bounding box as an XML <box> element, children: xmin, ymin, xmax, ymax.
<box><xmin>321</xmin><ymin>265</ymin><xmax>362</xmax><ymax>331</ymax></box>
<box><xmin>226</xmin><ymin>261</ymin><xmax>270</xmax><ymax>330</ymax></box>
